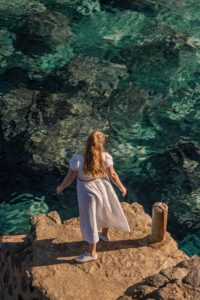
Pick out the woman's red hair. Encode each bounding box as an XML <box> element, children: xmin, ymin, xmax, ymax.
<box><xmin>83</xmin><ymin>130</ymin><xmax>106</xmax><ymax>178</ymax></box>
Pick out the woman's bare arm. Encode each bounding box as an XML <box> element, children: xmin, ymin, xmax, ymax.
<box><xmin>56</xmin><ymin>168</ymin><xmax>77</xmax><ymax>195</ymax></box>
<box><xmin>105</xmin><ymin>166</ymin><xmax>127</xmax><ymax>196</ymax></box>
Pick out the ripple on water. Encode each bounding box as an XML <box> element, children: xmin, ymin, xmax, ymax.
<box><xmin>0</xmin><ymin>193</ymin><xmax>49</xmax><ymax>234</ymax></box>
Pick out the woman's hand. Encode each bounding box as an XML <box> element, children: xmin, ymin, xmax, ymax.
<box><xmin>56</xmin><ymin>185</ymin><xmax>63</xmax><ymax>196</ymax></box>
<box><xmin>121</xmin><ymin>186</ymin><xmax>127</xmax><ymax>197</ymax></box>
<box><xmin>56</xmin><ymin>170</ymin><xmax>77</xmax><ymax>196</ymax></box>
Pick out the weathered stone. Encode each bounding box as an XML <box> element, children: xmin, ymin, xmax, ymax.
<box><xmin>182</xmin><ymin>256</ymin><xmax>200</xmax><ymax>287</ymax></box>
<box><xmin>47</xmin><ymin>211</ymin><xmax>62</xmax><ymax>225</ymax></box>
<box><xmin>131</xmin><ymin>202</ymin><xmax>145</xmax><ymax>214</ymax></box>
<box><xmin>0</xmin><ymin>202</ymin><xmax>189</xmax><ymax>300</ymax></box>
<box><xmin>120</xmin><ymin>253</ymin><xmax>200</xmax><ymax>300</ymax></box>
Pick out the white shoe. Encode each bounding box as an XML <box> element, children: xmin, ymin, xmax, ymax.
<box><xmin>75</xmin><ymin>251</ymin><xmax>97</xmax><ymax>263</ymax></box>
<box><xmin>98</xmin><ymin>232</ymin><xmax>110</xmax><ymax>242</ymax></box>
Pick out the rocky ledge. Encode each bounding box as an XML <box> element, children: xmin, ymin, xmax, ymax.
<box><xmin>118</xmin><ymin>254</ymin><xmax>200</xmax><ymax>300</ymax></box>
<box><xmin>1</xmin><ymin>202</ymin><xmax>198</xmax><ymax>300</ymax></box>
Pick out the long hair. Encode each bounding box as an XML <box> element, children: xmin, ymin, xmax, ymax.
<box><xmin>83</xmin><ymin>130</ymin><xmax>106</xmax><ymax>178</ymax></box>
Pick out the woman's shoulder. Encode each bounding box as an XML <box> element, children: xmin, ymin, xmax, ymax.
<box><xmin>103</xmin><ymin>151</ymin><xmax>113</xmax><ymax>167</ymax></box>
<box><xmin>103</xmin><ymin>151</ymin><xmax>113</xmax><ymax>162</ymax></box>
<box><xmin>69</xmin><ymin>153</ymin><xmax>83</xmax><ymax>171</ymax></box>
<box><xmin>103</xmin><ymin>151</ymin><xmax>113</xmax><ymax>159</ymax></box>
<box><xmin>72</xmin><ymin>152</ymin><xmax>112</xmax><ymax>160</ymax></box>
<box><xmin>70</xmin><ymin>153</ymin><xmax>83</xmax><ymax>160</ymax></box>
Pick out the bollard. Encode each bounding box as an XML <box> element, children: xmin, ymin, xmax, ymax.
<box><xmin>151</xmin><ymin>202</ymin><xmax>168</xmax><ymax>244</ymax></box>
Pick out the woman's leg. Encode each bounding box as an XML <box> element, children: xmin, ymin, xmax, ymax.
<box><xmin>88</xmin><ymin>243</ymin><xmax>97</xmax><ymax>256</ymax></box>
<box><xmin>102</xmin><ymin>227</ymin><xmax>109</xmax><ymax>236</ymax></box>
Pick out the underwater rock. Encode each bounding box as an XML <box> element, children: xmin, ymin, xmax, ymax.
<box><xmin>66</xmin><ymin>54</ymin><xmax>128</xmax><ymax>98</ymax></box>
<box><xmin>72</xmin><ymin>8</ymin><xmax>149</xmax><ymax>60</ymax></box>
<box><xmin>115</xmin><ymin>24</ymin><xmax>190</xmax><ymax>94</ymax></box>
<box><xmin>0</xmin><ymin>0</ymin><xmax>46</xmax><ymax>29</ymax></box>
<box><xmin>0</xmin><ymin>29</ymin><xmax>23</xmax><ymax>75</ymax></box>
<box><xmin>0</xmin><ymin>0</ymin><xmax>200</xmax><ymax>257</ymax></box>
<box><xmin>0</xmin><ymin>87</ymin><xmax>109</xmax><ymax>171</ymax></box>
<box><xmin>129</xmin><ymin>141</ymin><xmax>200</xmax><ymax>238</ymax></box>
<box><xmin>100</xmin><ymin>0</ymin><xmax>159</xmax><ymax>13</ymax></box>
<box><xmin>15</xmin><ymin>11</ymin><xmax>72</xmax><ymax>55</ymax></box>
<box><xmin>108</xmin><ymin>85</ymin><xmax>148</xmax><ymax>127</ymax></box>
<box><xmin>0</xmin><ymin>88</ymin><xmax>33</xmax><ymax>139</ymax></box>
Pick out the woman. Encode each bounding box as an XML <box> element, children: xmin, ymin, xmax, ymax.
<box><xmin>56</xmin><ymin>130</ymin><xmax>130</xmax><ymax>263</ymax></box>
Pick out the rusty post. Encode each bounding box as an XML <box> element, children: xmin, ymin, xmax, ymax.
<box><xmin>151</xmin><ymin>202</ymin><xmax>168</xmax><ymax>244</ymax></box>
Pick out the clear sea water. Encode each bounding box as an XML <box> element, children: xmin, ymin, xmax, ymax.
<box><xmin>0</xmin><ymin>0</ymin><xmax>200</xmax><ymax>257</ymax></box>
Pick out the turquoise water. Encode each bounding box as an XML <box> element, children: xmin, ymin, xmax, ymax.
<box><xmin>0</xmin><ymin>0</ymin><xmax>200</xmax><ymax>257</ymax></box>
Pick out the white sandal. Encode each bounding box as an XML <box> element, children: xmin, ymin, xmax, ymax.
<box><xmin>98</xmin><ymin>232</ymin><xmax>110</xmax><ymax>242</ymax></box>
<box><xmin>75</xmin><ymin>251</ymin><xmax>98</xmax><ymax>263</ymax></box>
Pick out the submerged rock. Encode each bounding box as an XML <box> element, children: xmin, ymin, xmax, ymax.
<box><xmin>0</xmin><ymin>87</ymin><xmax>108</xmax><ymax>171</ymax></box>
<box><xmin>132</xmin><ymin>141</ymin><xmax>200</xmax><ymax>238</ymax></box>
<box><xmin>100</xmin><ymin>0</ymin><xmax>160</xmax><ymax>14</ymax></box>
<box><xmin>0</xmin><ymin>0</ymin><xmax>200</xmax><ymax>257</ymax></box>
<box><xmin>66</xmin><ymin>54</ymin><xmax>128</xmax><ymax>98</ymax></box>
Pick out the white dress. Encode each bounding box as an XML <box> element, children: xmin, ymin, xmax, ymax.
<box><xmin>69</xmin><ymin>152</ymin><xmax>130</xmax><ymax>244</ymax></box>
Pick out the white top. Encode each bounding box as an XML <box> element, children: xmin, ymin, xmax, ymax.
<box><xmin>69</xmin><ymin>152</ymin><xmax>113</xmax><ymax>180</ymax></box>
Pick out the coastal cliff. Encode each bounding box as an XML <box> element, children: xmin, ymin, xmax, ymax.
<box><xmin>1</xmin><ymin>202</ymin><xmax>197</xmax><ymax>300</ymax></box>
<box><xmin>119</xmin><ymin>254</ymin><xmax>200</xmax><ymax>300</ymax></box>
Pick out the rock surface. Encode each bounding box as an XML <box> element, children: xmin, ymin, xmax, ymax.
<box><xmin>0</xmin><ymin>202</ymin><xmax>190</xmax><ymax>300</ymax></box>
<box><xmin>119</xmin><ymin>255</ymin><xmax>200</xmax><ymax>300</ymax></box>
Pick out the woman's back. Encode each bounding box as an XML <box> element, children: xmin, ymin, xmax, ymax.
<box><xmin>69</xmin><ymin>151</ymin><xmax>113</xmax><ymax>180</ymax></box>
<box><xmin>56</xmin><ymin>130</ymin><xmax>129</xmax><ymax>263</ymax></box>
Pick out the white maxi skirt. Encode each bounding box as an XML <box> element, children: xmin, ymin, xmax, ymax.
<box><xmin>76</xmin><ymin>176</ymin><xmax>130</xmax><ymax>244</ymax></box>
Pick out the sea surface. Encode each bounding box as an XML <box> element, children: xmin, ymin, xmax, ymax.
<box><xmin>0</xmin><ymin>0</ymin><xmax>200</xmax><ymax>257</ymax></box>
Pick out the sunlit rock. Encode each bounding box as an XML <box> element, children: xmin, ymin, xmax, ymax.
<box><xmin>119</xmin><ymin>255</ymin><xmax>200</xmax><ymax>299</ymax></box>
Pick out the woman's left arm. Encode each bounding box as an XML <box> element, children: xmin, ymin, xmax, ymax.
<box><xmin>56</xmin><ymin>169</ymin><xmax>77</xmax><ymax>195</ymax></box>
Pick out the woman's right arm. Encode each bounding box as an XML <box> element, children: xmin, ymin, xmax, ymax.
<box><xmin>106</xmin><ymin>166</ymin><xmax>127</xmax><ymax>197</ymax></box>
<box><xmin>56</xmin><ymin>168</ymin><xmax>77</xmax><ymax>195</ymax></box>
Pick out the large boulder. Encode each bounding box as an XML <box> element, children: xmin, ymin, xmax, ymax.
<box><xmin>119</xmin><ymin>255</ymin><xmax>200</xmax><ymax>300</ymax></box>
<box><xmin>0</xmin><ymin>202</ymin><xmax>188</xmax><ymax>300</ymax></box>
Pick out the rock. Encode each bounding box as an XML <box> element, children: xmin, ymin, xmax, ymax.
<box><xmin>108</xmin><ymin>85</ymin><xmax>148</xmax><ymax>132</ymax></box>
<box><xmin>71</xmin><ymin>8</ymin><xmax>148</xmax><ymax>60</ymax></box>
<box><xmin>24</xmin><ymin>11</ymin><xmax>72</xmax><ymax>47</ymax></box>
<box><xmin>0</xmin><ymin>0</ymin><xmax>46</xmax><ymax>29</ymax></box>
<box><xmin>0</xmin><ymin>29</ymin><xmax>19</xmax><ymax>75</ymax></box>
<box><xmin>67</xmin><ymin>54</ymin><xmax>128</xmax><ymax>98</ymax></box>
<box><xmin>0</xmin><ymin>87</ymin><xmax>108</xmax><ymax>172</ymax></box>
<box><xmin>100</xmin><ymin>0</ymin><xmax>159</xmax><ymax>13</ymax></box>
<box><xmin>117</xmin><ymin>296</ymin><xmax>132</xmax><ymax>300</ymax></box>
<box><xmin>47</xmin><ymin>211</ymin><xmax>62</xmax><ymax>225</ymax></box>
<box><xmin>0</xmin><ymin>88</ymin><xmax>33</xmax><ymax>139</ymax></box>
<box><xmin>116</xmin><ymin>24</ymin><xmax>187</xmax><ymax>93</ymax></box>
<box><xmin>133</xmin><ymin>141</ymin><xmax>200</xmax><ymax>241</ymax></box>
<box><xmin>0</xmin><ymin>202</ymin><xmax>189</xmax><ymax>300</ymax></box>
<box><xmin>120</xmin><ymin>255</ymin><xmax>200</xmax><ymax>300</ymax></box>
<box><xmin>181</xmin><ymin>256</ymin><xmax>200</xmax><ymax>287</ymax></box>
<box><xmin>131</xmin><ymin>202</ymin><xmax>145</xmax><ymax>214</ymax></box>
